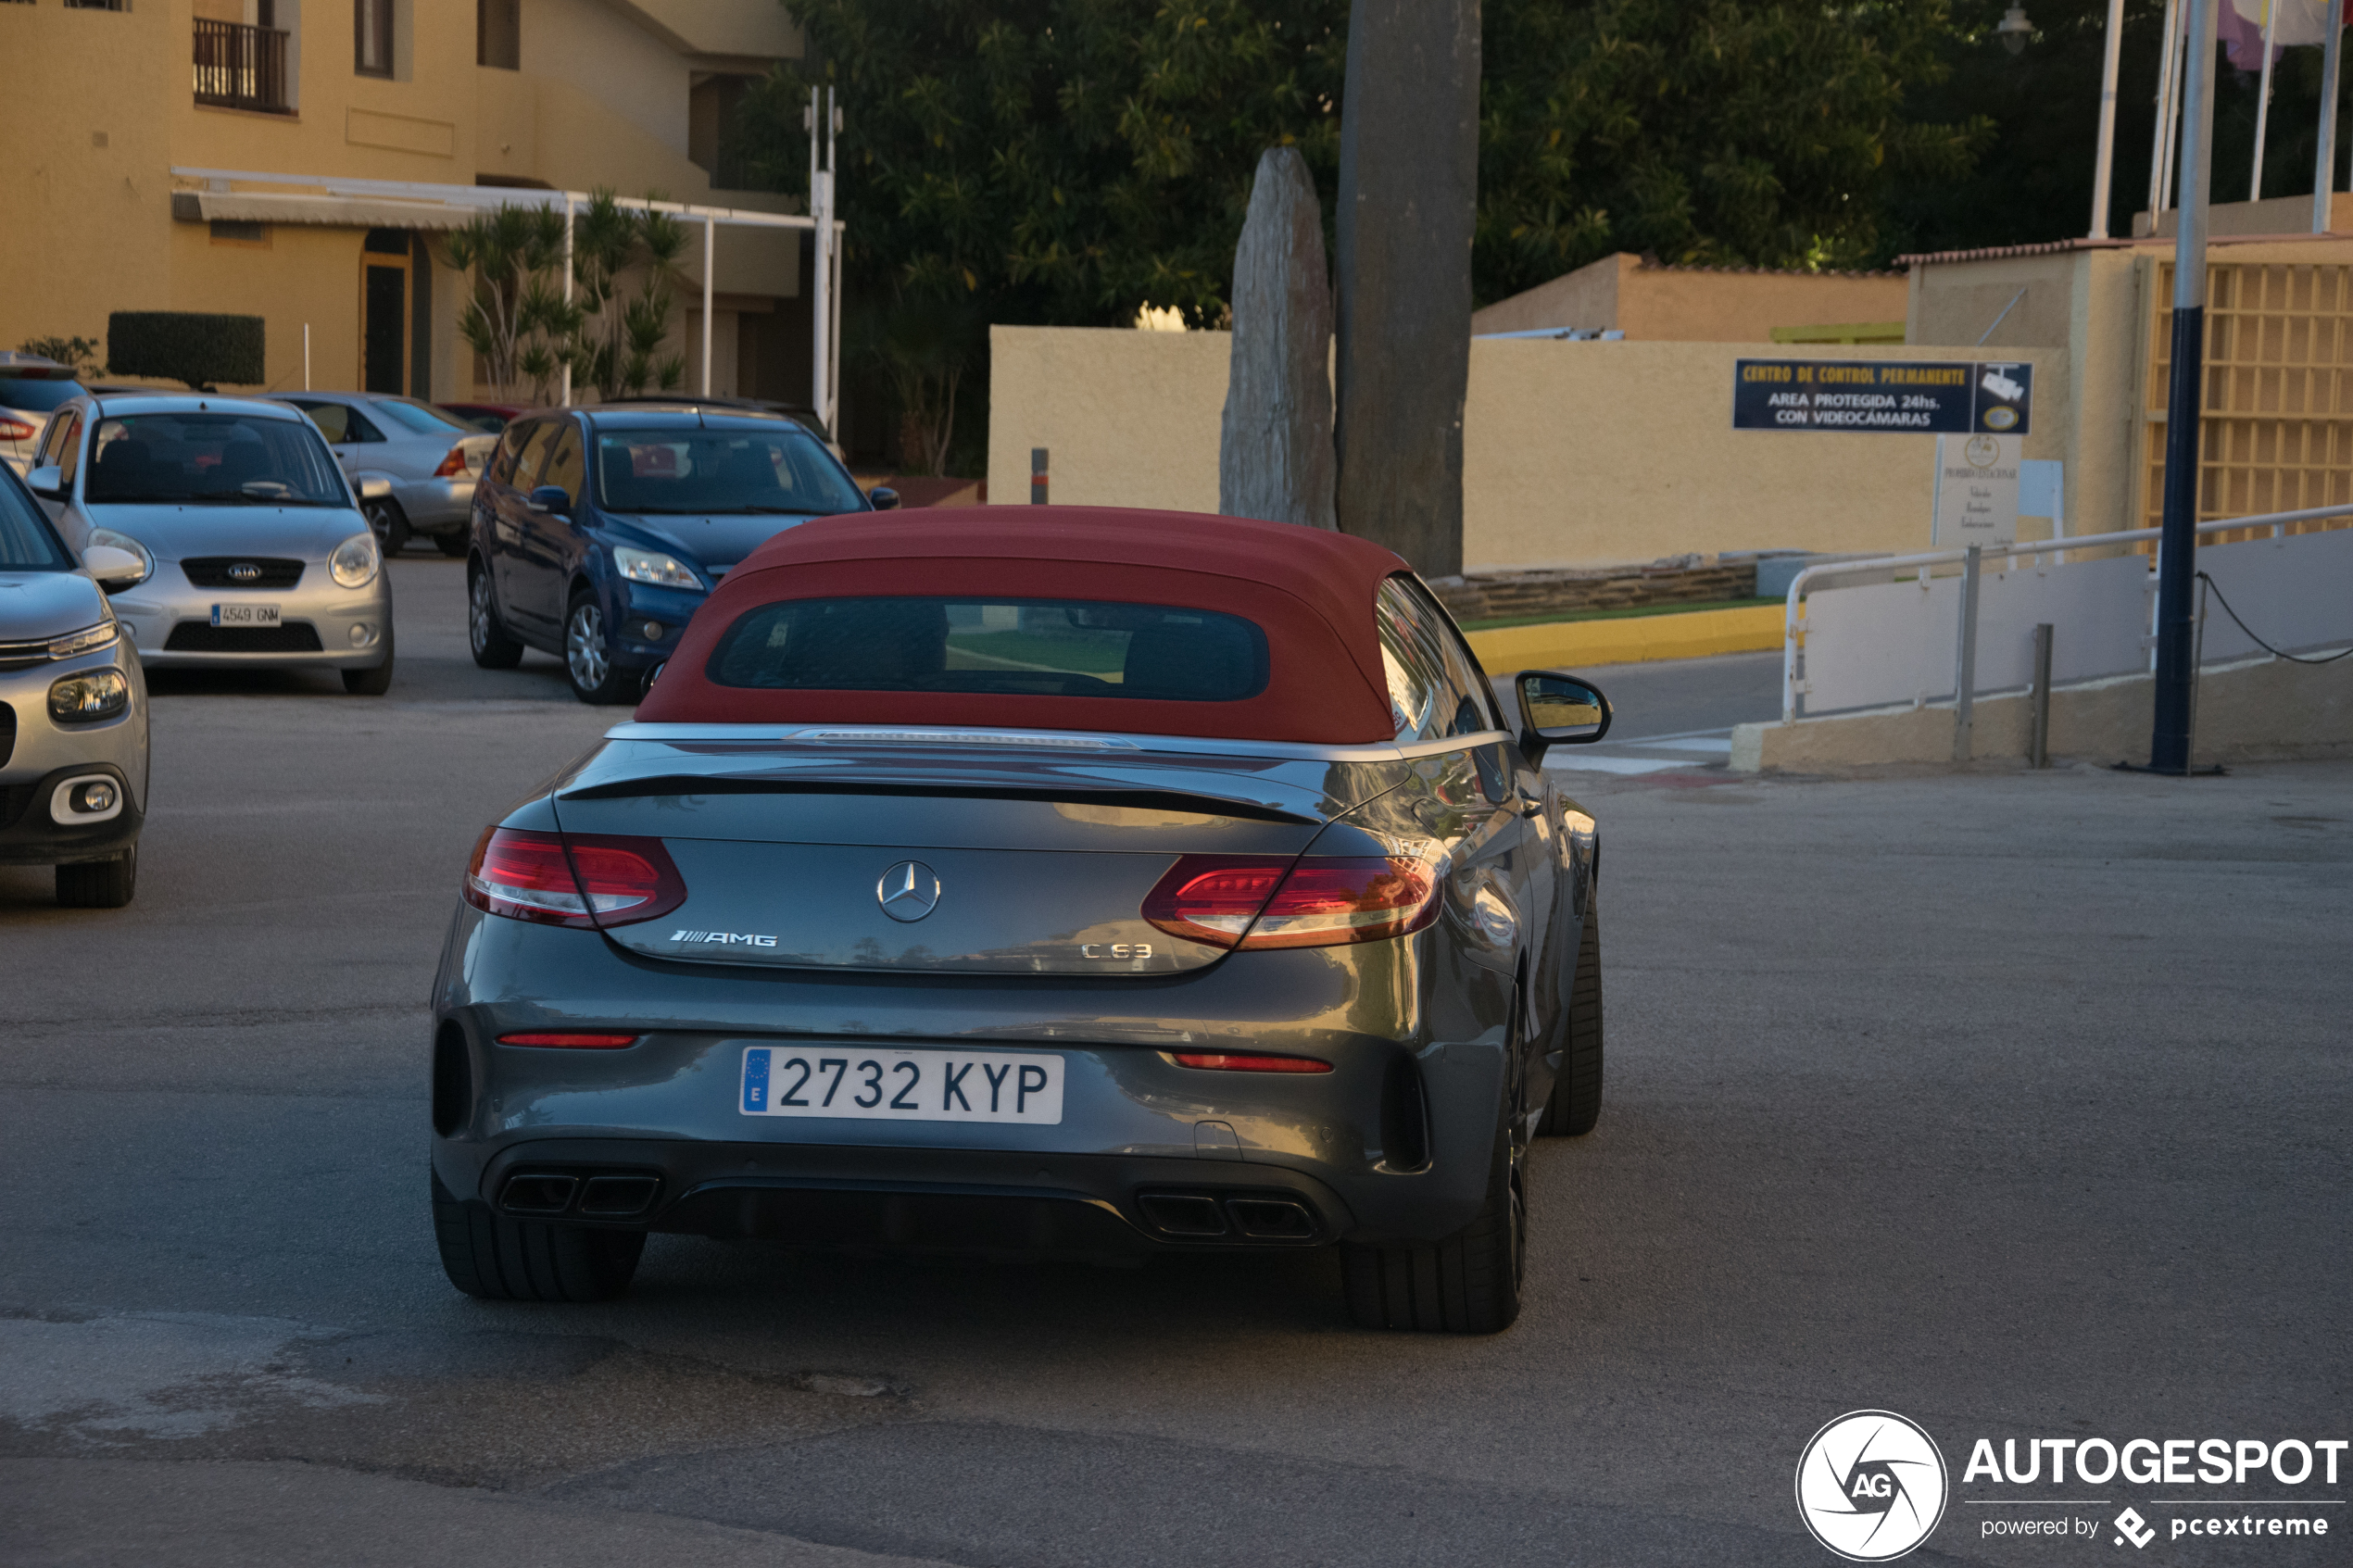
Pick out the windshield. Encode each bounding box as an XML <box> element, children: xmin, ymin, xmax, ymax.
<box><xmin>0</xmin><ymin>376</ymin><xmax>87</xmax><ymax>415</ymax></box>
<box><xmin>0</xmin><ymin>466</ymin><xmax>74</xmax><ymax>570</ymax></box>
<box><xmin>595</xmin><ymin>427</ymin><xmax>866</xmax><ymax>516</ymax></box>
<box><xmin>85</xmin><ymin>412</ymin><xmax>348</xmax><ymax>507</ymax></box>
<box><xmin>371</xmin><ymin>397</ymin><xmax>472</xmax><ymax>436</ymax></box>
<box><xmin>708</xmin><ymin>597</ymin><xmax>1270</xmax><ymax>700</ymax></box>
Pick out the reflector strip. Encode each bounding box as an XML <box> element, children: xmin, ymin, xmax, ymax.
<box><xmin>1171</xmin><ymin>1052</ymin><xmax>1333</xmax><ymax>1073</ymax></box>
<box><xmin>497</xmin><ymin>1032</ymin><xmax>642</xmax><ymax>1048</ymax></box>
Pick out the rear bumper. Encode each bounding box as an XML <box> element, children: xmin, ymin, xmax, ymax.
<box><xmin>435</xmin><ymin>1135</ymin><xmax>1355</xmax><ymax>1261</ymax></box>
<box><xmin>430</xmin><ymin>904</ymin><xmax>1518</xmax><ymax>1248</ymax></box>
<box><xmin>392</xmin><ymin>477</ymin><xmax>474</xmax><ymax>532</ymax></box>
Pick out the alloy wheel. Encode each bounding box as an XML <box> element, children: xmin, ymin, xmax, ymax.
<box><xmin>567</xmin><ymin>602</ymin><xmax>609</xmax><ymax>691</ymax></box>
<box><xmin>469</xmin><ymin>572</ymin><xmax>494</xmax><ymax>657</ymax></box>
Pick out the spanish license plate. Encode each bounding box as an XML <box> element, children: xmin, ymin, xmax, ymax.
<box><xmin>739</xmin><ymin>1046</ymin><xmax>1063</xmax><ymax>1125</ymax></box>
<box><xmin>210</xmin><ymin>603</ymin><xmax>282</xmax><ymax>627</ymax></box>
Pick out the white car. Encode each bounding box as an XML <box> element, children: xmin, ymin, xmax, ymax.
<box><xmin>24</xmin><ymin>393</ymin><xmax>396</xmax><ymax>695</ymax></box>
<box><xmin>280</xmin><ymin>392</ymin><xmax>497</xmax><ymax>556</ymax></box>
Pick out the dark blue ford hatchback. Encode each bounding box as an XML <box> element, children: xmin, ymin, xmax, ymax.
<box><xmin>464</xmin><ymin>406</ymin><xmax>891</xmax><ymax>701</ymax></box>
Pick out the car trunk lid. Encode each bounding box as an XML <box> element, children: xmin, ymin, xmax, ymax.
<box><xmin>547</xmin><ymin>739</ymin><xmax>1390</xmax><ymax>976</ymax></box>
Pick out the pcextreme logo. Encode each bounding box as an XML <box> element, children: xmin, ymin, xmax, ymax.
<box><xmin>1796</xmin><ymin>1410</ymin><xmax>1950</xmax><ymax>1562</ymax></box>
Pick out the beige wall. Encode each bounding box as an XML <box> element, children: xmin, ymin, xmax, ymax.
<box><xmin>988</xmin><ymin>328</ymin><xmax>2070</xmax><ymax>571</ymax></box>
<box><xmin>0</xmin><ymin>0</ymin><xmax>799</xmax><ymax>399</ymax></box>
<box><xmin>1472</xmin><ymin>253</ymin><xmax>1909</xmax><ymax>343</ymax></box>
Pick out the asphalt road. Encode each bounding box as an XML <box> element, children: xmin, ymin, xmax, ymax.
<box><xmin>3</xmin><ymin>556</ymin><xmax>2347</xmax><ymax>1566</ymax></box>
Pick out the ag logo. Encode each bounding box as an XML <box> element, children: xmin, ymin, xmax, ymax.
<box><xmin>1795</xmin><ymin>1410</ymin><xmax>1948</xmax><ymax>1561</ymax></box>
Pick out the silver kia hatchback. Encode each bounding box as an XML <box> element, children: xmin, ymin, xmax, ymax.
<box><xmin>25</xmin><ymin>394</ymin><xmax>396</xmax><ymax>695</ymax></box>
<box><xmin>0</xmin><ymin>461</ymin><xmax>147</xmax><ymax>906</ymax></box>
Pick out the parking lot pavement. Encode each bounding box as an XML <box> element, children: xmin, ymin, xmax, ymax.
<box><xmin>3</xmin><ymin>576</ymin><xmax>2347</xmax><ymax>1566</ymax></box>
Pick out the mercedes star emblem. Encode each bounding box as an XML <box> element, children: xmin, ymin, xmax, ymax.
<box><xmin>876</xmin><ymin>859</ymin><xmax>940</xmax><ymax>922</ymax></box>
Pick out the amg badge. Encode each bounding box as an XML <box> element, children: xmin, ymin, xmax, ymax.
<box><xmin>671</xmin><ymin>929</ymin><xmax>779</xmax><ymax>947</ymax></box>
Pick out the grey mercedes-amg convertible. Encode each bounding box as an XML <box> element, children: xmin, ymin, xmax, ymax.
<box><xmin>427</xmin><ymin>508</ymin><xmax>1611</xmax><ymax>1333</ymax></box>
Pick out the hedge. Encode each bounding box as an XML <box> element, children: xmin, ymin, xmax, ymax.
<box><xmin>107</xmin><ymin>312</ymin><xmax>266</xmax><ymax>391</ymax></box>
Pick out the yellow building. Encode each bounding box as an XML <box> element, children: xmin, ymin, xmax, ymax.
<box><xmin>0</xmin><ymin>0</ymin><xmax>813</xmax><ymax>403</ymax></box>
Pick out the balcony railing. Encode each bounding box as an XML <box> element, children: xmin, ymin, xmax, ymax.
<box><xmin>193</xmin><ymin>19</ymin><xmax>292</xmax><ymax>115</ymax></box>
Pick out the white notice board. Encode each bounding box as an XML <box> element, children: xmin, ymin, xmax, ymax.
<box><xmin>1931</xmin><ymin>433</ymin><xmax>2020</xmax><ymax>546</ymax></box>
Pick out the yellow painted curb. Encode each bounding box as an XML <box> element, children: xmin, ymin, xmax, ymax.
<box><xmin>1465</xmin><ymin>604</ymin><xmax>1785</xmax><ymax>671</ymax></box>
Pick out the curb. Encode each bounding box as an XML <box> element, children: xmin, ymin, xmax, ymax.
<box><xmin>1464</xmin><ymin>604</ymin><xmax>1784</xmax><ymax>671</ymax></box>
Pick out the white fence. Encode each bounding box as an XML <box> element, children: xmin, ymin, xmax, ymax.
<box><xmin>1785</xmin><ymin>512</ymin><xmax>2353</xmax><ymax>721</ymax></box>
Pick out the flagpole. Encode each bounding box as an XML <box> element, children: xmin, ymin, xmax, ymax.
<box><xmin>2091</xmin><ymin>0</ymin><xmax>2128</xmax><ymax>235</ymax></box>
<box><xmin>2251</xmin><ymin>0</ymin><xmax>2281</xmax><ymax>198</ymax></box>
<box><xmin>2319</xmin><ymin>2</ymin><xmax>2347</xmax><ymax>232</ymax></box>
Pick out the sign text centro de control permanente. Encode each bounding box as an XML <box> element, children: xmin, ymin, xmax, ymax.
<box><xmin>1732</xmin><ymin>359</ymin><xmax>2033</xmax><ymax>435</ymax></box>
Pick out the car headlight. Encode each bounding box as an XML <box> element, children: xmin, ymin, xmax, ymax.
<box><xmin>330</xmin><ymin>531</ymin><xmax>382</xmax><ymax>589</ymax></box>
<box><xmin>85</xmin><ymin>528</ymin><xmax>153</xmax><ymax>588</ymax></box>
<box><xmin>48</xmin><ymin>621</ymin><xmax>121</xmax><ymax>660</ymax></box>
<box><xmin>612</xmin><ymin>546</ymin><xmax>701</xmax><ymax>589</ymax></box>
<box><xmin>49</xmin><ymin>667</ymin><xmax>130</xmax><ymax>723</ymax></box>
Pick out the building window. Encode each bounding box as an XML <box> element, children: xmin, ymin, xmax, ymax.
<box><xmin>355</xmin><ymin>0</ymin><xmax>392</xmax><ymax>76</ymax></box>
<box><xmin>477</xmin><ymin>0</ymin><xmax>518</xmax><ymax>69</ymax></box>
<box><xmin>209</xmin><ymin>220</ymin><xmax>270</xmax><ymax>245</ymax></box>
<box><xmin>63</xmin><ymin>0</ymin><xmax>128</xmax><ymax>10</ymax></box>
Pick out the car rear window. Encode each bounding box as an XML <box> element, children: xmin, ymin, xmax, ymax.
<box><xmin>706</xmin><ymin>597</ymin><xmax>1270</xmax><ymax>701</ymax></box>
<box><xmin>369</xmin><ymin>397</ymin><xmax>471</xmax><ymax>436</ymax></box>
<box><xmin>0</xmin><ymin>375</ymin><xmax>88</xmax><ymax>414</ymax></box>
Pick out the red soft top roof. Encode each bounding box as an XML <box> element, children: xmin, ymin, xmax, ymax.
<box><xmin>633</xmin><ymin>507</ymin><xmax>1411</xmax><ymax>744</ymax></box>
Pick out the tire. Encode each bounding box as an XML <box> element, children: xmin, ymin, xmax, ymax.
<box><xmin>1539</xmin><ymin>892</ymin><xmax>1604</xmax><ymax>1137</ymax></box>
<box><xmin>434</xmin><ymin>531</ymin><xmax>471</xmax><ymax>558</ymax></box>
<box><xmin>363</xmin><ymin>497</ymin><xmax>410</xmax><ymax>556</ymax></box>
<box><xmin>1340</xmin><ymin>1110</ymin><xmax>1525</xmax><ymax>1335</ymax></box>
<box><xmin>469</xmin><ymin>561</ymin><xmax>524</xmax><ymax>670</ymax></box>
<box><xmin>431</xmin><ymin>1170</ymin><xmax>643</xmax><ymax>1302</ymax></box>
<box><xmin>56</xmin><ymin>843</ymin><xmax>136</xmax><ymax>909</ymax></box>
<box><xmin>563</xmin><ymin>586</ymin><xmax>634</xmax><ymax>705</ymax></box>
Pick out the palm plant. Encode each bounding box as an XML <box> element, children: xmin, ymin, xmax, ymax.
<box><xmin>571</xmin><ymin>190</ymin><xmax>691</xmax><ymax>399</ymax></box>
<box><xmin>442</xmin><ymin>206</ymin><xmax>579</xmax><ymax>399</ymax></box>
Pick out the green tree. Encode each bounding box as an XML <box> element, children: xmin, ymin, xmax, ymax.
<box><xmin>441</xmin><ymin>206</ymin><xmax>579</xmax><ymax>402</ymax></box>
<box><xmin>15</xmin><ymin>335</ymin><xmax>104</xmax><ymax>376</ymax></box>
<box><xmin>1478</xmin><ymin>0</ymin><xmax>1989</xmax><ymax>295</ymax></box>
<box><xmin>571</xmin><ymin>189</ymin><xmax>692</xmax><ymax>400</ymax></box>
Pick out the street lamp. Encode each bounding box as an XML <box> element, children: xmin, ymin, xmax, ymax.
<box><xmin>1997</xmin><ymin>3</ymin><xmax>2033</xmax><ymax>54</ymax></box>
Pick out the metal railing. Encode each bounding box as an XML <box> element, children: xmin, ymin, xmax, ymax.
<box><xmin>193</xmin><ymin>19</ymin><xmax>291</xmax><ymax>115</ymax></box>
<box><xmin>1780</xmin><ymin>501</ymin><xmax>2353</xmax><ymax>724</ymax></box>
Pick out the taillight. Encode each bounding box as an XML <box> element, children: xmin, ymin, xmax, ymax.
<box><xmin>463</xmin><ymin>826</ymin><xmax>685</xmax><ymax>929</ymax></box>
<box><xmin>1142</xmin><ymin>854</ymin><xmax>1440</xmax><ymax>950</ymax></box>
<box><xmin>0</xmin><ymin>417</ymin><xmax>36</xmax><ymax>442</ymax></box>
<box><xmin>1172</xmin><ymin>1052</ymin><xmax>1332</xmax><ymax>1073</ymax></box>
<box><xmin>434</xmin><ymin>444</ymin><xmax>469</xmax><ymax>478</ymax></box>
<box><xmin>498</xmin><ymin>1032</ymin><xmax>641</xmax><ymax>1048</ymax></box>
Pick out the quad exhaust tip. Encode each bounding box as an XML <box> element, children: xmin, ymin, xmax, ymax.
<box><xmin>1135</xmin><ymin>1190</ymin><xmax>1318</xmax><ymax>1243</ymax></box>
<box><xmin>498</xmin><ymin>1170</ymin><xmax>661</xmax><ymax>1220</ymax></box>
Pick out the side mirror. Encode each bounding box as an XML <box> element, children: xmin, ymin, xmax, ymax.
<box><xmin>357</xmin><ymin>477</ymin><xmax>393</xmax><ymax>501</ymax></box>
<box><xmin>1516</xmin><ymin>670</ymin><xmax>1612</xmax><ymax>763</ymax></box>
<box><xmin>640</xmin><ymin>662</ymin><xmax>664</xmax><ymax>696</ymax></box>
<box><xmin>527</xmin><ymin>484</ymin><xmax>571</xmax><ymax>515</ymax></box>
<box><xmin>867</xmin><ymin>485</ymin><xmax>901</xmax><ymax>511</ymax></box>
<box><xmin>82</xmin><ymin>545</ymin><xmax>146</xmax><ymax>591</ymax></box>
<box><xmin>27</xmin><ymin>464</ymin><xmax>64</xmax><ymax>501</ymax></box>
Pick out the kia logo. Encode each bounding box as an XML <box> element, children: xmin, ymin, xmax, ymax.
<box><xmin>226</xmin><ymin>562</ymin><xmax>262</xmax><ymax>583</ymax></box>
